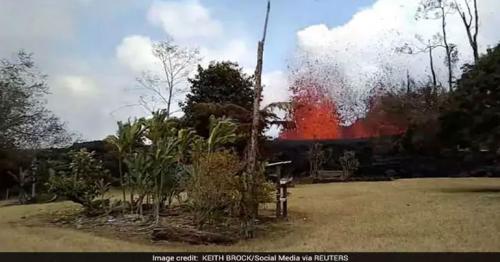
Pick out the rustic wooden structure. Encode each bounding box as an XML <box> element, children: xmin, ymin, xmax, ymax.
<box><xmin>266</xmin><ymin>161</ymin><xmax>292</xmax><ymax>218</ymax></box>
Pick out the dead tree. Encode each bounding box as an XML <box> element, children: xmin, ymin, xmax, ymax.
<box><xmin>136</xmin><ymin>40</ymin><xmax>199</xmax><ymax>116</ymax></box>
<box><xmin>417</xmin><ymin>0</ymin><xmax>457</xmax><ymax>91</ymax></box>
<box><xmin>454</xmin><ymin>0</ymin><xmax>479</xmax><ymax>63</ymax></box>
<box><xmin>439</xmin><ymin>1</ymin><xmax>454</xmax><ymax>91</ymax></box>
<box><xmin>396</xmin><ymin>36</ymin><xmax>443</xmax><ymax>92</ymax></box>
<box><xmin>244</xmin><ymin>0</ymin><xmax>270</xmax><ymax>238</ymax></box>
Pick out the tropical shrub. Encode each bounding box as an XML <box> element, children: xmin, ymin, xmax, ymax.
<box><xmin>124</xmin><ymin>150</ymin><xmax>153</xmax><ymax>216</ymax></box>
<box><xmin>184</xmin><ymin>116</ymin><xmax>273</xmax><ymax>229</ymax></box>
<box><xmin>105</xmin><ymin>119</ymin><xmax>145</xmax><ymax>205</ymax></box>
<box><xmin>185</xmin><ymin>150</ymin><xmax>243</xmax><ymax>228</ymax></box>
<box><xmin>47</xmin><ymin>149</ymin><xmax>111</xmax><ymax>215</ymax></box>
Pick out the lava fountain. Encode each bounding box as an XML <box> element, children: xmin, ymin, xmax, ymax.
<box><xmin>279</xmin><ymin>79</ymin><xmax>406</xmax><ymax>140</ymax></box>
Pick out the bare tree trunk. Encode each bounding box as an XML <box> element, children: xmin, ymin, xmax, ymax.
<box><xmin>155</xmin><ymin>173</ymin><xmax>164</xmax><ymax>225</ymax></box>
<box><xmin>456</xmin><ymin>0</ymin><xmax>479</xmax><ymax>63</ymax></box>
<box><xmin>440</xmin><ymin>4</ymin><xmax>453</xmax><ymax>92</ymax></box>
<box><xmin>129</xmin><ymin>170</ymin><xmax>134</xmax><ymax>213</ymax></box>
<box><xmin>429</xmin><ymin>44</ymin><xmax>438</xmax><ymax>91</ymax></box>
<box><xmin>406</xmin><ymin>70</ymin><xmax>410</xmax><ymax>93</ymax></box>
<box><xmin>166</xmin><ymin>85</ymin><xmax>173</xmax><ymax>118</ymax></box>
<box><xmin>118</xmin><ymin>158</ymin><xmax>126</xmax><ymax>206</ymax></box>
<box><xmin>473</xmin><ymin>0</ymin><xmax>479</xmax><ymax>61</ymax></box>
<box><xmin>245</xmin><ymin>0</ymin><xmax>270</xmax><ymax>238</ymax></box>
<box><xmin>164</xmin><ymin>55</ymin><xmax>175</xmax><ymax>118</ymax></box>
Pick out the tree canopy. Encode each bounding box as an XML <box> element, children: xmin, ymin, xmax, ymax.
<box><xmin>0</xmin><ymin>51</ymin><xmax>72</xmax><ymax>149</ymax></box>
<box><xmin>181</xmin><ymin>61</ymin><xmax>254</xmax><ymax>137</ymax></box>
<box><xmin>439</xmin><ymin>43</ymin><xmax>500</xmax><ymax>150</ymax></box>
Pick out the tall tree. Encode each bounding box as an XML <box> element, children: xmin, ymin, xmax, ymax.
<box><xmin>454</xmin><ymin>0</ymin><xmax>479</xmax><ymax>63</ymax></box>
<box><xmin>136</xmin><ymin>39</ymin><xmax>199</xmax><ymax>116</ymax></box>
<box><xmin>417</xmin><ymin>0</ymin><xmax>458</xmax><ymax>91</ymax></box>
<box><xmin>181</xmin><ymin>61</ymin><xmax>254</xmax><ymax>137</ymax></box>
<box><xmin>0</xmin><ymin>51</ymin><xmax>71</xmax><ymax>149</ymax></box>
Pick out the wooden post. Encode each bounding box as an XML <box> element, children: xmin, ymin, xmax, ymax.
<box><xmin>275</xmin><ymin>165</ymin><xmax>281</xmax><ymax>218</ymax></box>
<box><xmin>244</xmin><ymin>0</ymin><xmax>270</xmax><ymax>238</ymax></box>
<box><xmin>31</xmin><ymin>180</ymin><xmax>36</xmax><ymax>200</ymax></box>
<box><xmin>5</xmin><ymin>188</ymin><xmax>9</xmax><ymax>200</ymax></box>
<box><xmin>282</xmin><ymin>183</ymin><xmax>288</xmax><ymax>218</ymax></box>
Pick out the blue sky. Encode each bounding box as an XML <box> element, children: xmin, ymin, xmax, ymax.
<box><xmin>73</xmin><ymin>0</ymin><xmax>375</xmax><ymax>71</ymax></box>
<box><xmin>1</xmin><ymin>0</ymin><xmax>499</xmax><ymax>140</ymax></box>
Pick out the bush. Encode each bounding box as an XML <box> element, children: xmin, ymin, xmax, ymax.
<box><xmin>185</xmin><ymin>150</ymin><xmax>274</xmax><ymax>229</ymax></box>
<box><xmin>185</xmin><ymin>151</ymin><xmax>243</xmax><ymax>228</ymax></box>
<box><xmin>47</xmin><ymin>149</ymin><xmax>111</xmax><ymax>215</ymax></box>
<box><xmin>339</xmin><ymin>150</ymin><xmax>360</xmax><ymax>179</ymax></box>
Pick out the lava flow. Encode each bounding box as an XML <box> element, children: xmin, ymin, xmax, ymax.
<box><xmin>279</xmin><ymin>80</ymin><xmax>406</xmax><ymax>140</ymax></box>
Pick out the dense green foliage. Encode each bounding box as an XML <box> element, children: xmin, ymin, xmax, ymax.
<box><xmin>105</xmin><ymin>119</ymin><xmax>145</xmax><ymax>205</ymax></box>
<box><xmin>103</xmin><ymin>110</ymin><xmax>273</xmax><ymax>230</ymax></box>
<box><xmin>440</xmin><ymin>43</ymin><xmax>500</xmax><ymax>151</ymax></box>
<box><xmin>0</xmin><ymin>51</ymin><xmax>71</xmax><ymax>149</ymax></box>
<box><xmin>181</xmin><ymin>61</ymin><xmax>254</xmax><ymax>137</ymax></box>
<box><xmin>47</xmin><ymin>149</ymin><xmax>111</xmax><ymax>214</ymax></box>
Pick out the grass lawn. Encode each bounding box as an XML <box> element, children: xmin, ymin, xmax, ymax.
<box><xmin>0</xmin><ymin>178</ymin><xmax>499</xmax><ymax>251</ymax></box>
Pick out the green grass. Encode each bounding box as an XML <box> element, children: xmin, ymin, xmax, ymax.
<box><xmin>0</xmin><ymin>178</ymin><xmax>499</xmax><ymax>251</ymax></box>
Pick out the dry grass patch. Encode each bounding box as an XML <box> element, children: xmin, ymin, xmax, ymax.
<box><xmin>0</xmin><ymin>178</ymin><xmax>499</xmax><ymax>251</ymax></box>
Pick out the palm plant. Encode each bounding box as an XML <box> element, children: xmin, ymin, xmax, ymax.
<box><xmin>105</xmin><ymin>119</ymin><xmax>145</xmax><ymax>206</ymax></box>
<box><xmin>124</xmin><ymin>150</ymin><xmax>153</xmax><ymax>216</ymax></box>
<box><xmin>144</xmin><ymin>110</ymin><xmax>179</xmax><ymax>143</ymax></box>
<box><xmin>207</xmin><ymin>115</ymin><xmax>238</xmax><ymax>153</ymax></box>
<box><xmin>151</xmin><ymin>137</ymin><xmax>179</xmax><ymax>224</ymax></box>
<box><xmin>142</xmin><ymin>110</ymin><xmax>184</xmax><ymax>224</ymax></box>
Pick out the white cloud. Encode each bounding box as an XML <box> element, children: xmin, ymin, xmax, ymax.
<box><xmin>48</xmin><ymin>75</ymin><xmax>109</xmax><ymax>139</ymax></box>
<box><xmin>117</xmin><ymin>35</ymin><xmax>257</xmax><ymax>76</ymax></box>
<box><xmin>116</xmin><ymin>35</ymin><xmax>157</xmax><ymax>73</ymax></box>
<box><xmin>200</xmin><ymin>39</ymin><xmax>254</xmax><ymax>68</ymax></box>
<box><xmin>296</xmin><ymin>0</ymin><xmax>500</xmax><ymax>93</ymax></box>
<box><xmin>147</xmin><ymin>0</ymin><xmax>222</xmax><ymax>41</ymax></box>
<box><xmin>262</xmin><ymin>70</ymin><xmax>290</xmax><ymax>107</ymax></box>
<box><xmin>0</xmin><ymin>0</ymin><xmax>80</xmax><ymax>57</ymax></box>
<box><xmin>262</xmin><ymin>70</ymin><xmax>290</xmax><ymax>138</ymax></box>
<box><xmin>115</xmin><ymin>0</ymin><xmax>262</xmax><ymax>111</ymax></box>
<box><xmin>47</xmin><ymin>72</ymin><xmax>148</xmax><ymax>140</ymax></box>
<box><xmin>118</xmin><ymin>0</ymin><xmax>256</xmax><ymax>73</ymax></box>
<box><xmin>55</xmin><ymin>75</ymin><xmax>100</xmax><ymax>97</ymax></box>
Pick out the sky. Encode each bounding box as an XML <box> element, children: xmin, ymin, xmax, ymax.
<box><xmin>0</xmin><ymin>0</ymin><xmax>499</xmax><ymax>141</ymax></box>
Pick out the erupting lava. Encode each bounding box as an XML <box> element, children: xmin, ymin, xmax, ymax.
<box><xmin>279</xmin><ymin>83</ymin><xmax>342</xmax><ymax>140</ymax></box>
<box><xmin>279</xmin><ymin>80</ymin><xmax>406</xmax><ymax>140</ymax></box>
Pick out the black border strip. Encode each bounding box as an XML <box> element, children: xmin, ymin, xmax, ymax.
<box><xmin>0</xmin><ymin>252</ymin><xmax>499</xmax><ymax>262</ymax></box>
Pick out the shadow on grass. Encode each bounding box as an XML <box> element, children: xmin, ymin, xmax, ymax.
<box><xmin>439</xmin><ymin>187</ymin><xmax>500</xmax><ymax>194</ymax></box>
<box><xmin>0</xmin><ymin>200</ymin><xmax>19</xmax><ymax>208</ymax></box>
